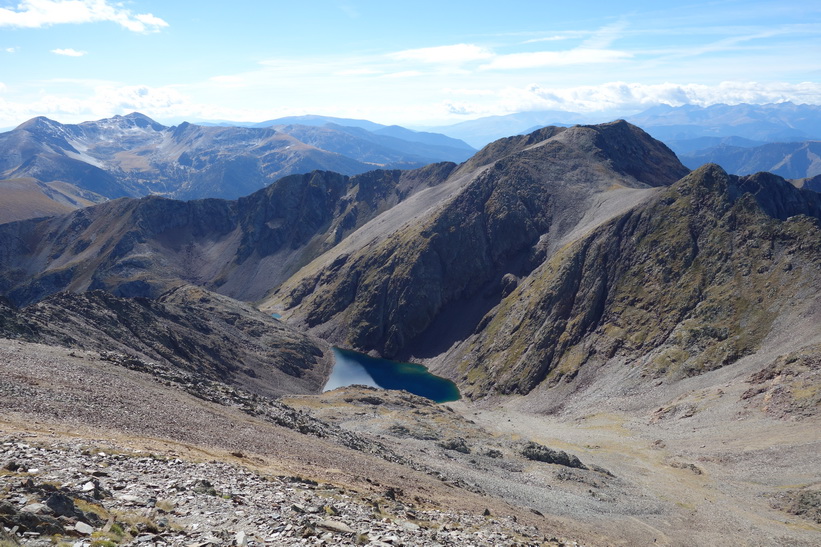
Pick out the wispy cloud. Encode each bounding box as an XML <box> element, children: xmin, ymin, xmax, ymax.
<box><xmin>481</xmin><ymin>21</ymin><xmax>631</xmax><ymax>71</ymax></box>
<box><xmin>5</xmin><ymin>46</ymin><xmax>19</xmax><ymax>53</ymax></box>
<box><xmin>390</xmin><ymin>44</ymin><xmax>493</xmax><ymax>64</ymax></box>
<box><xmin>382</xmin><ymin>70</ymin><xmax>424</xmax><ymax>79</ymax></box>
<box><xmin>337</xmin><ymin>3</ymin><xmax>360</xmax><ymax>19</ymax></box>
<box><xmin>52</xmin><ymin>48</ymin><xmax>86</xmax><ymax>57</ymax></box>
<box><xmin>580</xmin><ymin>20</ymin><xmax>628</xmax><ymax>49</ymax></box>
<box><xmin>481</xmin><ymin>48</ymin><xmax>631</xmax><ymax>70</ymax></box>
<box><xmin>0</xmin><ymin>0</ymin><xmax>168</xmax><ymax>33</ymax></box>
<box><xmin>523</xmin><ymin>34</ymin><xmax>580</xmax><ymax>44</ymax></box>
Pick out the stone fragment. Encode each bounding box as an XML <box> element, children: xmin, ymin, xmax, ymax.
<box><xmin>74</xmin><ymin>521</ymin><xmax>94</xmax><ymax>535</ymax></box>
<box><xmin>21</xmin><ymin>502</ymin><xmax>51</xmax><ymax>515</ymax></box>
<box><xmin>317</xmin><ymin>519</ymin><xmax>355</xmax><ymax>534</ymax></box>
<box><xmin>45</xmin><ymin>492</ymin><xmax>76</xmax><ymax>517</ymax></box>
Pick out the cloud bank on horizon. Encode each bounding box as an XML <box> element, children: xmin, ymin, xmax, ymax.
<box><xmin>0</xmin><ymin>0</ymin><xmax>819</xmax><ymax>128</ymax></box>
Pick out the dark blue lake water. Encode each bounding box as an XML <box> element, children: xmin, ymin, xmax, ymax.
<box><xmin>324</xmin><ymin>348</ymin><xmax>461</xmax><ymax>403</ymax></box>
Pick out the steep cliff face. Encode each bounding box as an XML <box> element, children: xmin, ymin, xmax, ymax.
<box><xmin>0</xmin><ymin>286</ymin><xmax>333</xmax><ymax>397</ymax></box>
<box><xmin>270</xmin><ymin>121</ymin><xmax>689</xmax><ymax>358</ymax></box>
<box><xmin>444</xmin><ymin>164</ymin><xmax>821</xmax><ymax>398</ymax></box>
<box><xmin>0</xmin><ymin>164</ymin><xmax>454</xmax><ymax>306</ymax></box>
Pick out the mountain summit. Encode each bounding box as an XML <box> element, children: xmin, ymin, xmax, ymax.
<box><xmin>265</xmin><ymin>121</ymin><xmax>689</xmax><ymax>357</ymax></box>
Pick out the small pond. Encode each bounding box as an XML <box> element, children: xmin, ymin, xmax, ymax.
<box><xmin>324</xmin><ymin>348</ymin><xmax>461</xmax><ymax>403</ymax></box>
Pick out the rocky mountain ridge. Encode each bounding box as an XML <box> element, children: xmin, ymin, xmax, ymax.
<box><xmin>0</xmin><ymin>163</ymin><xmax>455</xmax><ymax>306</ymax></box>
<box><xmin>436</xmin><ymin>164</ymin><xmax>821</xmax><ymax>400</ymax></box>
<box><xmin>0</xmin><ymin>285</ymin><xmax>333</xmax><ymax>398</ymax></box>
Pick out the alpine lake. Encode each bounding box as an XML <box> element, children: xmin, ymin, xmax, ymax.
<box><xmin>324</xmin><ymin>348</ymin><xmax>461</xmax><ymax>403</ymax></box>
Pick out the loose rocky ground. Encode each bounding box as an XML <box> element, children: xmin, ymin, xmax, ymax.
<box><xmin>1</xmin><ymin>335</ymin><xmax>820</xmax><ymax>546</ymax></box>
<box><xmin>0</xmin><ymin>339</ymin><xmax>583</xmax><ymax>546</ymax></box>
<box><xmin>0</xmin><ymin>434</ymin><xmax>557</xmax><ymax>546</ymax></box>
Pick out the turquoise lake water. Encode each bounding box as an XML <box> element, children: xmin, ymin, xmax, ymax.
<box><xmin>324</xmin><ymin>348</ymin><xmax>461</xmax><ymax>403</ymax></box>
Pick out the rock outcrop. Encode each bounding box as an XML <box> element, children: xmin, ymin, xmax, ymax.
<box><xmin>0</xmin><ymin>285</ymin><xmax>333</xmax><ymax>397</ymax></box>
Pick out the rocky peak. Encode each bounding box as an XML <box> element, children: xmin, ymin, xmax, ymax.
<box><xmin>14</xmin><ymin>116</ymin><xmax>61</xmax><ymax>133</ymax></box>
<box><xmin>272</xmin><ymin>121</ymin><xmax>688</xmax><ymax>359</ymax></box>
<box><xmin>732</xmin><ymin>170</ymin><xmax>821</xmax><ymax>220</ymax></box>
<box><xmin>559</xmin><ymin>120</ymin><xmax>690</xmax><ymax>186</ymax></box>
<box><xmin>119</xmin><ymin>112</ymin><xmax>167</xmax><ymax>131</ymax></box>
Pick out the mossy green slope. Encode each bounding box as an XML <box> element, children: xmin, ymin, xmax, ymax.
<box><xmin>452</xmin><ymin>164</ymin><xmax>821</xmax><ymax>398</ymax></box>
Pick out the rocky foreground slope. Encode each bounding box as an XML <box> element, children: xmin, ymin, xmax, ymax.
<box><xmin>0</xmin><ymin>339</ymin><xmax>591</xmax><ymax>546</ymax></box>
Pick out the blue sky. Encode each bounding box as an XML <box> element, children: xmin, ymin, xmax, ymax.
<box><xmin>1</xmin><ymin>0</ymin><xmax>820</xmax><ymax>128</ymax></box>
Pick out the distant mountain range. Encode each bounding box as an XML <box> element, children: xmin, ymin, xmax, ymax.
<box><xmin>679</xmin><ymin>140</ymin><xmax>821</xmax><ymax>180</ymax></box>
<box><xmin>427</xmin><ymin>102</ymin><xmax>821</xmax><ymax>151</ymax></box>
<box><xmin>0</xmin><ymin>113</ymin><xmax>475</xmax><ymax>212</ymax></box>
<box><xmin>626</xmin><ymin>102</ymin><xmax>821</xmax><ymax>142</ymax></box>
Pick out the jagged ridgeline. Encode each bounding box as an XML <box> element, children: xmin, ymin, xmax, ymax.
<box><xmin>448</xmin><ymin>165</ymin><xmax>821</xmax><ymax>398</ymax></box>
<box><xmin>0</xmin><ymin>163</ymin><xmax>456</xmax><ymax>306</ymax></box>
<box><xmin>2</xmin><ymin>120</ymin><xmax>820</xmax><ymax>401</ymax></box>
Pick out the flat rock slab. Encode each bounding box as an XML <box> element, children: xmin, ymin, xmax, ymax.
<box><xmin>317</xmin><ymin>519</ymin><xmax>355</xmax><ymax>534</ymax></box>
<box><xmin>74</xmin><ymin>521</ymin><xmax>94</xmax><ymax>535</ymax></box>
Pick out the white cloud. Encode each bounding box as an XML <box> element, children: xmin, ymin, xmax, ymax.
<box><xmin>390</xmin><ymin>43</ymin><xmax>493</xmax><ymax>64</ymax></box>
<box><xmin>51</xmin><ymin>48</ymin><xmax>86</xmax><ymax>57</ymax></box>
<box><xmin>0</xmin><ymin>83</ymin><xmax>193</xmax><ymax>127</ymax></box>
<box><xmin>382</xmin><ymin>70</ymin><xmax>424</xmax><ymax>79</ymax></box>
<box><xmin>208</xmin><ymin>75</ymin><xmax>246</xmax><ymax>88</ymax></box>
<box><xmin>5</xmin><ymin>46</ymin><xmax>19</xmax><ymax>53</ymax></box>
<box><xmin>481</xmin><ymin>48</ymin><xmax>631</xmax><ymax>70</ymax></box>
<box><xmin>0</xmin><ymin>0</ymin><xmax>168</xmax><ymax>33</ymax></box>
<box><xmin>443</xmin><ymin>81</ymin><xmax>821</xmax><ymax>118</ymax></box>
<box><xmin>522</xmin><ymin>28</ymin><xmax>600</xmax><ymax>44</ymax></box>
<box><xmin>334</xmin><ymin>68</ymin><xmax>382</xmax><ymax>76</ymax></box>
